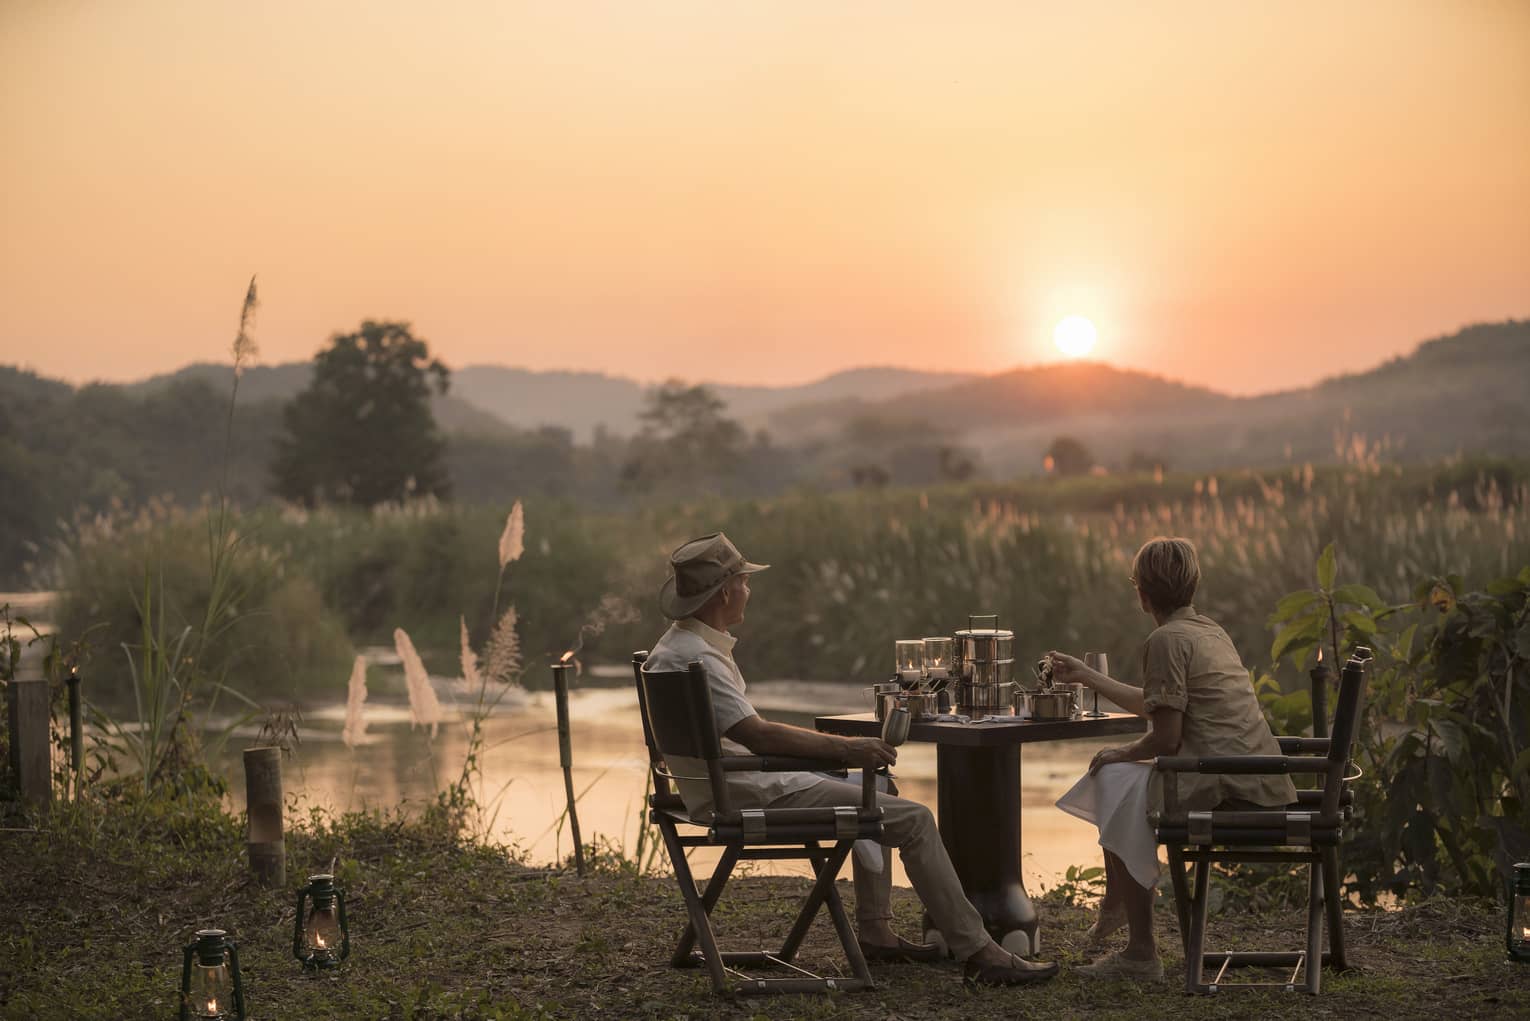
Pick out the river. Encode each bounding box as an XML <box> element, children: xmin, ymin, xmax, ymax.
<box><xmin>207</xmin><ymin>674</ymin><xmax>1118</xmax><ymax>892</ymax></box>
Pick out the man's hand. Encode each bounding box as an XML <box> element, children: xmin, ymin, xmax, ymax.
<box><xmin>1088</xmin><ymin>745</ymin><xmax>1135</xmax><ymax>775</ymax></box>
<box><xmin>842</xmin><ymin>737</ymin><xmax>897</xmax><ymax>769</ymax></box>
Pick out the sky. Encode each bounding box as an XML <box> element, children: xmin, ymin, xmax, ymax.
<box><xmin>2</xmin><ymin>0</ymin><xmax>1527</xmax><ymax>395</ymax></box>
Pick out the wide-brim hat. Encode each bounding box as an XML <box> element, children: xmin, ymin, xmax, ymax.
<box><xmin>659</xmin><ymin>532</ymin><xmax>770</xmax><ymax>620</ymax></box>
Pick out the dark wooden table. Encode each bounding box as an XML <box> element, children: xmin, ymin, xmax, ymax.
<box><xmin>815</xmin><ymin>711</ymin><xmax>1146</xmax><ymax>956</ymax></box>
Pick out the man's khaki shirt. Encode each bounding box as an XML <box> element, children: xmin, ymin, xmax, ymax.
<box><xmin>1142</xmin><ymin>606</ymin><xmax>1298</xmax><ymax>813</ymax></box>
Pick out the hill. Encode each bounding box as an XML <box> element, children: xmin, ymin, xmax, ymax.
<box><xmin>768</xmin><ymin>320</ymin><xmax>1530</xmax><ymax>473</ymax></box>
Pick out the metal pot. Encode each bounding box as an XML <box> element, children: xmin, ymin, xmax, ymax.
<box><xmin>957</xmin><ymin>681</ymin><xmax>1013</xmax><ymax>717</ymax></box>
<box><xmin>953</xmin><ymin>615</ymin><xmax>1015</xmax><ymax>716</ymax></box>
<box><xmin>1029</xmin><ymin>690</ymin><xmax>1076</xmax><ymax>721</ymax></box>
<box><xmin>1011</xmin><ymin>688</ymin><xmax>1037</xmax><ymax>719</ymax></box>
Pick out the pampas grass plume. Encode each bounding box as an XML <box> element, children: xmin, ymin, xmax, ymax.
<box><xmin>460</xmin><ymin>615</ymin><xmax>483</xmax><ymax>691</ymax></box>
<box><xmin>483</xmin><ymin>606</ymin><xmax>522</xmax><ymax>687</ymax></box>
<box><xmin>395</xmin><ymin>626</ymin><xmax>444</xmax><ymax>737</ymax></box>
<box><xmin>341</xmin><ymin>654</ymin><xmax>369</xmax><ymax>748</ymax></box>
<box><xmin>497</xmin><ymin>501</ymin><xmax>525</xmax><ymax>570</ymax></box>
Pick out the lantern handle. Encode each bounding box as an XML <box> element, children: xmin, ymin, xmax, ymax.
<box><xmin>292</xmin><ymin>884</ymin><xmax>309</xmax><ymax>964</ymax></box>
<box><xmin>228</xmin><ymin>941</ymin><xmax>246</xmax><ymax>1020</ymax></box>
<box><xmin>178</xmin><ymin>943</ymin><xmax>194</xmax><ymax>1021</ymax></box>
<box><xmin>336</xmin><ymin>887</ymin><xmax>351</xmax><ymax>962</ymax></box>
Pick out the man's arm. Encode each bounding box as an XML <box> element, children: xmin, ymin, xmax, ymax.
<box><xmin>726</xmin><ymin>715</ymin><xmax>897</xmax><ymax>770</ymax></box>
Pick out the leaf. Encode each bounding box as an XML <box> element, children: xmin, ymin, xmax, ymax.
<box><xmin>1269</xmin><ymin>589</ymin><xmax>1320</xmax><ymax>625</ymax></box>
<box><xmin>1332</xmin><ymin>583</ymin><xmax>1386</xmax><ymax>610</ymax></box>
<box><xmin>1317</xmin><ymin>543</ymin><xmax>1337</xmax><ymax>591</ymax></box>
<box><xmin>1341</xmin><ymin>610</ymin><xmax>1378</xmax><ymax>635</ymax></box>
<box><xmin>1487</xmin><ymin>576</ymin><xmax>1526</xmax><ymax>597</ymax></box>
<box><xmin>1271</xmin><ymin>615</ymin><xmax>1323</xmax><ymax>663</ymax></box>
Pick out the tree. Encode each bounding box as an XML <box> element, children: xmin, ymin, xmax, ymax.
<box><xmin>620</xmin><ymin>381</ymin><xmax>746</xmax><ymax>489</ymax></box>
<box><xmin>271</xmin><ymin>321</ymin><xmax>450</xmax><ymax>506</ymax></box>
<box><xmin>1044</xmin><ymin>435</ymin><xmax>1094</xmax><ymax>477</ymax></box>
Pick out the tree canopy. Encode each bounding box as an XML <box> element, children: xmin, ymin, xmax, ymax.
<box><xmin>271</xmin><ymin>321</ymin><xmax>451</xmax><ymax>506</ymax></box>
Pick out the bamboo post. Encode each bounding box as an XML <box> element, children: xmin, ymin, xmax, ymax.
<box><xmin>552</xmin><ymin>661</ymin><xmax>585</xmax><ymax>877</ymax></box>
<box><xmin>66</xmin><ymin>666</ymin><xmax>83</xmax><ymax>777</ymax></box>
<box><xmin>243</xmin><ymin>746</ymin><xmax>286</xmax><ymax>887</ymax></box>
<box><xmin>6</xmin><ymin>657</ymin><xmax>51</xmax><ymax>808</ymax></box>
<box><xmin>1310</xmin><ymin>655</ymin><xmax>1332</xmax><ymax>740</ymax></box>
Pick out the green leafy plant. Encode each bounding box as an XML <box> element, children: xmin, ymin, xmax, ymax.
<box><xmin>1265</xmin><ymin>543</ymin><xmax>1530</xmax><ymax>902</ymax></box>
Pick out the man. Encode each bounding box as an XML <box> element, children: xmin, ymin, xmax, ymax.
<box><xmin>643</xmin><ymin>532</ymin><xmax>1057</xmax><ymax>986</ymax></box>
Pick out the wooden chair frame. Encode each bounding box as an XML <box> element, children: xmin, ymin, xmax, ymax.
<box><xmin>1154</xmin><ymin>648</ymin><xmax>1371</xmax><ymax>994</ymax></box>
<box><xmin>632</xmin><ymin>651</ymin><xmax>884</xmax><ymax>996</ymax></box>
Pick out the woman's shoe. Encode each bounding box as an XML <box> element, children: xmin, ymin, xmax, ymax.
<box><xmin>857</xmin><ymin>935</ymin><xmax>945</xmax><ymax>964</ymax></box>
<box><xmin>962</xmin><ymin>951</ymin><xmax>1060</xmax><ymax>986</ymax></box>
<box><xmin>1075</xmin><ymin>950</ymin><xmax>1163</xmax><ymax>981</ymax></box>
<box><xmin>1083</xmin><ymin>906</ymin><xmax>1128</xmax><ymax>951</ymax></box>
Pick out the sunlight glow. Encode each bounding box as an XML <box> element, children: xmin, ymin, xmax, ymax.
<box><xmin>1053</xmin><ymin>316</ymin><xmax>1097</xmax><ymax>358</ymax></box>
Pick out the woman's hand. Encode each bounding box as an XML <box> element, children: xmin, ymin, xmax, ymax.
<box><xmin>1088</xmin><ymin>745</ymin><xmax>1135</xmax><ymax>775</ymax></box>
<box><xmin>1044</xmin><ymin>650</ymin><xmax>1091</xmax><ymax>686</ymax></box>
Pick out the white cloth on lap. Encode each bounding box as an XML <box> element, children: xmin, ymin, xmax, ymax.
<box><xmin>1056</xmin><ymin>762</ymin><xmax>1161</xmax><ymax>890</ymax></box>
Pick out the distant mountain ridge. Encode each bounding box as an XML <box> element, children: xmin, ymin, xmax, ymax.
<box><xmin>39</xmin><ymin>319</ymin><xmax>1530</xmax><ymax>467</ymax></box>
<box><xmin>127</xmin><ymin>362</ymin><xmax>984</xmax><ymax>440</ymax></box>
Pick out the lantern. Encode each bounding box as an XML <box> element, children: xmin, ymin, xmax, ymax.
<box><xmin>293</xmin><ymin>873</ymin><xmax>350</xmax><ymax>968</ymax></box>
<box><xmin>1508</xmin><ymin>862</ymin><xmax>1530</xmax><ymax>962</ymax></box>
<box><xmin>179</xmin><ymin>929</ymin><xmax>245</xmax><ymax>1021</ymax></box>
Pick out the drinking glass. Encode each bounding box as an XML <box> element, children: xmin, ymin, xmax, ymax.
<box><xmin>1082</xmin><ymin>652</ymin><xmax>1109</xmax><ymax>717</ymax></box>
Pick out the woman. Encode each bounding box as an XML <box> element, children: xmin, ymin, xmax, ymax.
<box><xmin>1049</xmin><ymin>536</ymin><xmax>1296</xmax><ymax>980</ymax></box>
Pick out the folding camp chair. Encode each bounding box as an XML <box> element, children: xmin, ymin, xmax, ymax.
<box><xmin>631</xmin><ymin>651</ymin><xmax>884</xmax><ymax>996</ymax></box>
<box><xmin>1154</xmin><ymin>647</ymin><xmax>1371</xmax><ymax>994</ymax></box>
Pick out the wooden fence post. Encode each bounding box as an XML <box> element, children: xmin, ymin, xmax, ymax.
<box><xmin>6</xmin><ymin>657</ymin><xmax>51</xmax><ymax>808</ymax></box>
<box><xmin>243</xmin><ymin>746</ymin><xmax>286</xmax><ymax>887</ymax></box>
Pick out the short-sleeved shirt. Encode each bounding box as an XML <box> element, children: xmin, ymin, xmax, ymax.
<box><xmin>1142</xmin><ymin>606</ymin><xmax>1298</xmax><ymax>813</ymax></box>
<box><xmin>643</xmin><ymin>618</ymin><xmax>827</xmax><ymax>819</ymax></box>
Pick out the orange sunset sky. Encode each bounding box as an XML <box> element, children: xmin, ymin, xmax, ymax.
<box><xmin>2</xmin><ymin>1</ymin><xmax>1527</xmax><ymax>394</ymax></box>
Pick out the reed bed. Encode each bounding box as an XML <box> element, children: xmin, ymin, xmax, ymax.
<box><xmin>51</xmin><ymin>461</ymin><xmax>1530</xmax><ymax>701</ymax></box>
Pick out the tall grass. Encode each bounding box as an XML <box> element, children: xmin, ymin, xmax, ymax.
<box><xmin>53</xmin><ymin>460</ymin><xmax>1530</xmax><ymax>700</ymax></box>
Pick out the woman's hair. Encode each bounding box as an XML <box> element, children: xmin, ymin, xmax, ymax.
<box><xmin>1131</xmin><ymin>537</ymin><xmax>1200</xmax><ymax>613</ymax></box>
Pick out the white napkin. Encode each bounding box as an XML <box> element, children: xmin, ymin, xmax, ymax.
<box><xmin>1055</xmin><ymin>762</ymin><xmax>1161</xmax><ymax>889</ymax></box>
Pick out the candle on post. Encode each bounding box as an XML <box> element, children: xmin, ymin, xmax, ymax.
<box><xmin>1310</xmin><ymin>647</ymin><xmax>1332</xmax><ymax>739</ymax></box>
<box><xmin>553</xmin><ymin>654</ymin><xmax>586</xmax><ymax>877</ymax></box>
<box><xmin>66</xmin><ymin>666</ymin><xmax>84</xmax><ymax>780</ymax></box>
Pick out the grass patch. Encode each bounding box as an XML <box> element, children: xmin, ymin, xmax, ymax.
<box><xmin>3</xmin><ymin>792</ymin><xmax>1527</xmax><ymax>1020</ymax></box>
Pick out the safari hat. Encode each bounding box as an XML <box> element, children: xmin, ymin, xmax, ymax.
<box><xmin>659</xmin><ymin>532</ymin><xmax>770</xmax><ymax>620</ymax></box>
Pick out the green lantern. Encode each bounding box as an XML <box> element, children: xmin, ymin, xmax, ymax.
<box><xmin>179</xmin><ymin>929</ymin><xmax>245</xmax><ymax>1020</ymax></box>
<box><xmin>1509</xmin><ymin>863</ymin><xmax>1530</xmax><ymax>962</ymax></box>
<box><xmin>293</xmin><ymin>873</ymin><xmax>350</xmax><ymax>968</ymax></box>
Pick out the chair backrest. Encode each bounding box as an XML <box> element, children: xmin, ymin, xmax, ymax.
<box><xmin>1321</xmin><ymin>648</ymin><xmax>1372</xmax><ymax>818</ymax></box>
<box><xmin>631</xmin><ymin>652</ymin><xmax>730</xmax><ymax>814</ymax></box>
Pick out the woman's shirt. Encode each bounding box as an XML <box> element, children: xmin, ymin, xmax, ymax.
<box><xmin>1141</xmin><ymin>606</ymin><xmax>1298</xmax><ymax>813</ymax></box>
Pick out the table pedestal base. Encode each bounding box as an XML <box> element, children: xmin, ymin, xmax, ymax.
<box><xmin>922</xmin><ymin>743</ymin><xmax>1039</xmax><ymax>956</ymax></box>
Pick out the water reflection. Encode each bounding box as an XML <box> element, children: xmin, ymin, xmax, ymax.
<box><xmin>212</xmin><ymin>682</ymin><xmax>1119</xmax><ymax>891</ymax></box>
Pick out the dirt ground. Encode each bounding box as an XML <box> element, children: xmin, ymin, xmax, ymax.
<box><xmin>3</xmin><ymin>805</ymin><xmax>1528</xmax><ymax>1020</ymax></box>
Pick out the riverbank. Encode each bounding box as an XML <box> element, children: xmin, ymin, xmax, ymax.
<box><xmin>1</xmin><ymin>794</ymin><xmax>1525</xmax><ymax>1020</ymax></box>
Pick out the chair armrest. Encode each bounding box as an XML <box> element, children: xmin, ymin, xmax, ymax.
<box><xmin>1276</xmin><ymin>736</ymin><xmax>1331</xmax><ymax>755</ymax></box>
<box><xmin>1154</xmin><ymin>754</ymin><xmax>1332</xmax><ymax>775</ymax></box>
<box><xmin>718</xmin><ymin>755</ymin><xmax>847</xmax><ymax>773</ymax></box>
<box><xmin>715</xmin><ymin>756</ymin><xmax>879</xmax><ymax>812</ymax></box>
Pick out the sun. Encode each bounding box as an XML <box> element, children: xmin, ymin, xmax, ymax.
<box><xmin>1053</xmin><ymin>315</ymin><xmax>1097</xmax><ymax>359</ymax></box>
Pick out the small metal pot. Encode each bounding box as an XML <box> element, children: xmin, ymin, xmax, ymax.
<box><xmin>868</xmin><ymin>682</ymin><xmax>901</xmax><ymax>721</ymax></box>
<box><xmin>1029</xmin><ymin>690</ymin><xmax>1076</xmax><ymax>721</ymax></box>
